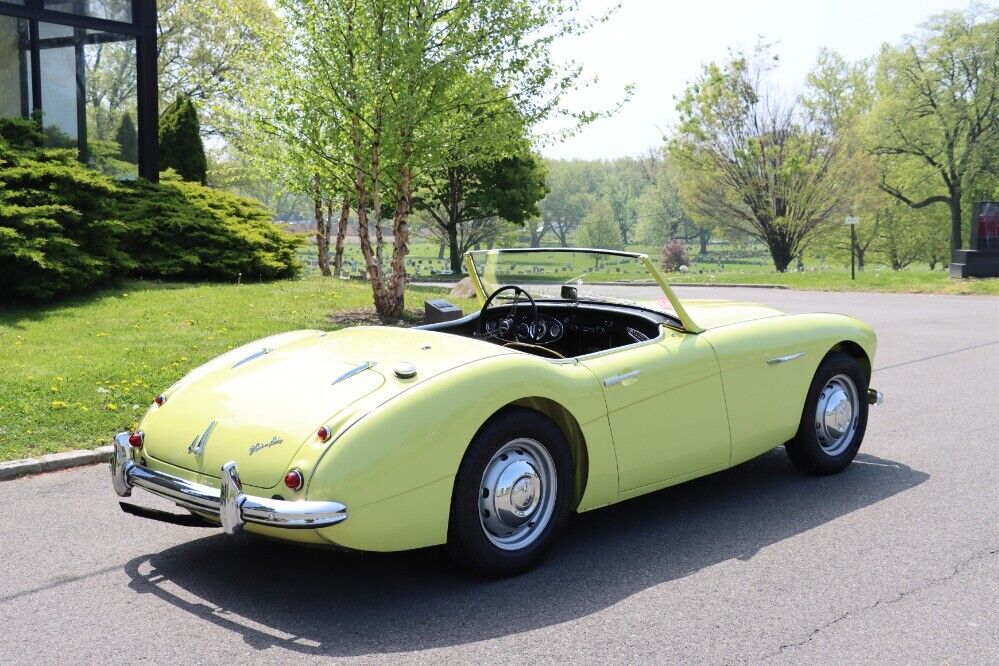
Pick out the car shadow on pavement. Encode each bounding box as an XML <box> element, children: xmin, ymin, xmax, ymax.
<box><xmin>122</xmin><ymin>448</ymin><xmax>927</xmax><ymax>657</ymax></box>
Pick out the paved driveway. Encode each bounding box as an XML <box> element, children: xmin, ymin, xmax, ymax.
<box><xmin>1</xmin><ymin>288</ymin><xmax>997</xmax><ymax>663</ymax></box>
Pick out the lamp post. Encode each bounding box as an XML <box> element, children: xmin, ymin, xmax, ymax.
<box><xmin>844</xmin><ymin>215</ymin><xmax>859</xmax><ymax>280</ymax></box>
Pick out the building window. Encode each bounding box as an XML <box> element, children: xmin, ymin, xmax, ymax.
<box><xmin>0</xmin><ymin>15</ymin><xmax>31</xmax><ymax>118</ymax></box>
<box><xmin>44</xmin><ymin>0</ymin><xmax>132</xmax><ymax>23</ymax></box>
<box><xmin>0</xmin><ymin>0</ymin><xmax>157</xmax><ymax>181</ymax></box>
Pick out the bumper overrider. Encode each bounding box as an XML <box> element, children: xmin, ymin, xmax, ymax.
<box><xmin>110</xmin><ymin>432</ymin><xmax>347</xmax><ymax>534</ymax></box>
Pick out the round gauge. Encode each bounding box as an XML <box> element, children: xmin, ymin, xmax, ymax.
<box><xmin>485</xmin><ymin>319</ymin><xmax>498</xmax><ymax>334</ymax></box>
<box><xmin>517</xmin><ymin>322</ymin><xmax>532</xmax><ymax>339</ymax></box>
<box><xmin>533</xmin><ymin>320</ymin><xmax>547</xmax><ymax>340</ymax></box>
<box><xmin>549</xmin><ymin>321</ymin><xmax>563</xmax><ymax>339</ymax></box>
<box><xmin>498</xmin><ymin>318</ymin><xmax>513</xmax><ymax>336</ymax></box>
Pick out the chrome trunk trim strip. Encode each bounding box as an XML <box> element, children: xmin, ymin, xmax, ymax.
<box><xmin>333</xmin><ymin>361</ymin><xmax>375</xmax><ymax>385</ymax></box>
<box><xmin>232</xmin><ymin>347</ymin><xmax>272</xmax><ymax>369</ymax></box>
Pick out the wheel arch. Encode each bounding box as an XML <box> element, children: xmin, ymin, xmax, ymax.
<box><xmin>827</xmin><ymin>340</ymin><xmax>872</xmax><ymax>382</ymax></box>
<box><xmin>481</xmin><ymin>397</ymin><xmax>590</xmax><ymax>510</ymax></box>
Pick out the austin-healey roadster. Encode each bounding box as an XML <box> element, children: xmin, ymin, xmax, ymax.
<box><xmin>111</xmin><ymin>248</ymin><xmax>883</xmax><ymax>576</ymax></box>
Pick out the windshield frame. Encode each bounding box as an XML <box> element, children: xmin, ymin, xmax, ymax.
<box><xmin>463</xmin><ymin>247</ymin><xmax>704</xmax><ymax>333</ymax></box>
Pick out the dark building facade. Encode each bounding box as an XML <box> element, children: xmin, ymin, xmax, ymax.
<box><xmin>0</xmin><ymin>0</ymin><xmax>158</xmax><ymax>180</ymax></box>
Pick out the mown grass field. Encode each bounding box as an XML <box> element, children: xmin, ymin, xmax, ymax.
<box><xmin>300</xmin><ymin>238</ymin><xmax>999</xmax><ymax>295</ymax></box>
<box><xmin>0</xmin><ymin>277</ymin><xmax>475</xmax><ymax>461</ymax></box>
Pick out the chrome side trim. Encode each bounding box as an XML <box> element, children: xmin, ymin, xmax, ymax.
<box><xmin>333</xmin><ymin>360</ymin><xmax>375</xmax><ymax>385</ymax></box>
<box><xmin>766</xmin><ymin>352</ymin><xmax>804</xmax><ymax>366</ymax></box>
<box><xmin>603</xmin><ymin>370</ymin><xmax>641</xmax><ymax>386</ymax></box>
<box><xmin>232</xmin><ymin>347</ymin><xmax>272</xmax><ymax>369</ymax></box>
<box><xmin>111</xmin><ymin>432</ymin><xmax>347</xmax><ymax>534</ymax></box>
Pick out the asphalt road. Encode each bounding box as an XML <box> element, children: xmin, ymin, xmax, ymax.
<box><xmin>1</xmin><ymin>288</ymin><xmax>997</xmax><ymax>664</ymax></box>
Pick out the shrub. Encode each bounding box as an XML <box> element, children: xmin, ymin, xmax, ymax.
<box><xmin>115</xmin><ymin>113</ymin><xmax>138</xmax><ymax>164</ymax></box>
<box><xmin>661</xmin><ymin>238</ymin><xmax>690</xmax><ymax>272</ymax></box>
<box><xmin>0</xmin><ymin>117</ymin><xmax>300</xmax><ymax>303</ymax></box>
<box><xmin>115</xmin><ymin>172</ymin><xmax>301</xmax><ymax>283</ymax></box>
<box><xmin>0</xmin><ymin>123</ymin><xmax>129</xmax><ymax>301</ymax></box>
<box><xmin>158</xmin><ymin>95</ymin><xmax>207</xmax><ymax>184</ymax></box>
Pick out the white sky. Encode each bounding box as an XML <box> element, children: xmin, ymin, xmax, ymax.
<box><xmin>542</xmin><ymin>0</ymin><xmax>976</xmax><ymax>159</ymax></box>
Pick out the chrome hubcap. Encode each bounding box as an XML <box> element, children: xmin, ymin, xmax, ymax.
<box><xmin>815</xmin><ymin>374</ymin><xmax>860</xmax><ymax>456</ymax></box>
<box><xmin>479</xmin><ymin>438</ymin><xmax>556</xmax><ymax>551</ymax></box>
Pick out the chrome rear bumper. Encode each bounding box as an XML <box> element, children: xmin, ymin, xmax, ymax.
<box><xmin>110</xmin><ymin>432</ymin><xmax>347</xmax><ymax>534</ymax></box>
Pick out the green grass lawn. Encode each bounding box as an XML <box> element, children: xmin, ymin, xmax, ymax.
<box><xmin>0</xmin><ymin>277</ymin><xmax>475</xmax><ymax>461</ymax></box>
<box><xmin>665</xmin><ymin>265</ymin><xmax>999</xmax><ymax>294</ymax></box>
<box><xmin>300</xmin><ymin>238</ymin><xmax>999</xmax><ymax>295</ymax></box>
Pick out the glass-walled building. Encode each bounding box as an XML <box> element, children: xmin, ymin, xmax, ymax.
<box><xmin>0</xmin><ymin>0</ymin><xmax>158</xmax><ymax>180</ymax></box>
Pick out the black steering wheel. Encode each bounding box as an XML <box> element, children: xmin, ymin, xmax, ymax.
<box><xmin>476</xmin><ymin>285</ymin><xmax>540</xmax><ymax>341</ymax></box>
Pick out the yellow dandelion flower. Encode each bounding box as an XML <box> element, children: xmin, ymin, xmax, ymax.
<box><xmin>106</xmin><ymin>403</ymin><xmax>118</xmax><ymax>411</ymax></box>
<box><xmin>50</xmin><ymin>400</ymin><xmax>69</xmax><ymax>409</ymax></box>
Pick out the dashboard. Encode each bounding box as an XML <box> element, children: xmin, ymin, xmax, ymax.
<box><xmin>418</xmin><ymin>299</ymin><xmax>675</xmax><ymax>358</ymax></box>
<box><xmin>482</xmin><ymin>312</ymin><xmax>565</xmax><ymax>343</ymax></box>
<box><xmin>472</xmin><ymin>301</ymin><xmax>668</xmax><ymax>357</ymax></box>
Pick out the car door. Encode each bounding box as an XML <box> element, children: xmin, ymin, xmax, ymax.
<box><xmin>581</xmin><ymin>327</ymin><xmax>731</xmax><ymax>494</ymax></box>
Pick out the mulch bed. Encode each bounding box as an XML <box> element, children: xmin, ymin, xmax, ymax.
<box><xmin>326</xmin><ymin>308</ymin><xmax>425</xmax><ymax>328</ymax></box>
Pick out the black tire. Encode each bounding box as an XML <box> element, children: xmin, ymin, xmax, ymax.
<box><xmin>786</xmin><ymin>352</ymin><xmax>869</xmax><ymax>475</ymax></box>
<box><xmin>447</xmin><ymin>407</ymin><xmax>574</xmax><ymax>577</ymax></box>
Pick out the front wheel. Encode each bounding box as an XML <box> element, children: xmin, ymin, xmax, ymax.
<box><xmin>786</xmin><ymin>352</ymin><xmax>869</xmax><ymax>475</ymax></box>
<box><xmin>447</xmin><ymin>407</ymin><xmax>574</xmax><ymax>577</ymax></box>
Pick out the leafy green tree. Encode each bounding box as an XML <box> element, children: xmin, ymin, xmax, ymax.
<box><xmin>416</xmin><ymin>153</ymin><xmax>548</xmax><ymax>272</ymax></box>
<box><xmin>411</xmin><ymin>81</ymin><xmax>548</xmax><ymax>272</ymax></box>
<box><xmin>868</xmin><ymin>6</ymin><xmax>999</xmax><ymax>254</ymax></box>
<box><xmin>540</xmin><ymin>161</ymin><xmax>597</xmax><ymax>247</ymax></box>
<box><xmin>238</xmin><ymin>0</ymin><xmax>616</xmax><ymax>317</ymax></box>
<box><xmin>114</xmin><ymin>113</ymin><xmax>138</xmax><ymax>163</ymax></box>
<box><xmin>670</xmin><ymin>47</ymin><xmax>852</xmax><ymax>272</ymax></box>
<box><xmin>159</xmin><ymin>94</ymin><xmax>208</xmax><ymax>184</ymax></box>
<box><xmin>576</xmin><ymin>201</ymin><xmax>623</xmax><ymax>250</ymax></box>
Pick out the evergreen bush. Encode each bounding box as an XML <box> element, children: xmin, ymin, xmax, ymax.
<box><xmin>0</xmin><ymin>117</ymin><xmax>300</xmax><ymax>303</ymax></box>
<box><xmin>158</xmin><ymin>95</ymin><xmax>207</xmax><ymax>184</ymax></box>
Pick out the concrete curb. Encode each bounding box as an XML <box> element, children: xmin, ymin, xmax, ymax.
<box><xmin>0</xmin><ymin>446</ymin><xmax>113</xmax><ymax>482</ymax></box>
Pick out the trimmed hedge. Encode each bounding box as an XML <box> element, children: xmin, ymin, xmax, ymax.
<box><xmin>0</xmin><ymin>117</ymin><xmax>300</xmax><ymax>303</ymax></box>
<box><xmin>118</xmin><ymin>172</ymin><xmax>301</xmax><ymax>283</ymax></box>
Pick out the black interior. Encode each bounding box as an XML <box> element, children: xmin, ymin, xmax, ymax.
<box><xmin>420</xmin><ymin>300</ymin><xmax>671</xmax><ymax>358</ymax></box>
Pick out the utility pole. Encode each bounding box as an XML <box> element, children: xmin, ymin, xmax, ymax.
<box><xmin>845</xmin><ymin>216</ymin><xmax>859</xmax><ymax>281</ymax></box>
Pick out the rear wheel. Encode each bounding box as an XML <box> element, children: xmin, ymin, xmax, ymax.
<box><xmin>786</xmin><ymin>352</ymin><xmax>869</xmax><ymax>475</ymax></box>
<box><xmin>447</xmin><ymin>407</ymin><xmax>573</xmax><ymax>577</ymax></box>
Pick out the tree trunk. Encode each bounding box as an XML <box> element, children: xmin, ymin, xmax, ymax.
<box><xmin>333</xmin><ymin>196</ymin><xmax>349</xmax><ymax>278</ymax></box>
<box><xmin>384</xmin><ymin>162</ymin><xmax>412</xmax><ymax>318</ymax></box>
<box><xmin>767</xmin><ymin>237</ymin><xmax>793</xmax><ymax>273</ymax></box>
<box><xmin>437</xmin><ymin>241</ymin><xmax>445</xmax><ymax>259</ymax></box>
<box><xmin>949</xmin><ymin>189</ymin><xmax>962</xmax><ymax>255</ymax></box>
<box><xmin>856</xmin><ymin>245</ymin><xmax>866</xmax><ymax>271</ymax></box>
<box><xmin>448</xmin><ymin>223</ymin><xmax>461</xmax><ymax>274</ymax></box>
<box><xmin>313</xmin><ymin>175</ymin><xmax>331</xmax><ymax>277</ymax></box>
<box><xmin>698</xmin><ymin>229</ymin><xmax>709</xmax><ymax>255</ymax></box>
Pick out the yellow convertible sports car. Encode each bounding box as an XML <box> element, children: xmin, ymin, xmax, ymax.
<box><xmin>111</xmin><ymin>248</ymin><xmax>883</xmax><ymax>576</ymax></box>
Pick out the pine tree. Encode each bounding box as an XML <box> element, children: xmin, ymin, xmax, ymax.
<box><xmin>115</xmin><ymin>113</ymin><xmax>138</xmax><ymax>163</ymax></box>
<box><xmin>158</xmin><ymin>94</ymin><xmax>207</xmax><ymax>183</ymax></box>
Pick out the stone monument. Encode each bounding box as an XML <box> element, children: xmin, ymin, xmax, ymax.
<box><xmin>950</xmin><ymin>202</ymin><xmax>999</xmax><ymax>278</ymax></box>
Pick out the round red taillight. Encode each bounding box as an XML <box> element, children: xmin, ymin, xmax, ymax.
<box><xmin>128</xmin><ymin>431</ymin><xmax>144</xmax><ymax>448</ymax></box>
<box><xmin>317</xmin><ymin>426</ymin><xmax>331</xmax><ymax>441</ymax></box>
<box><xmin>154</xmin><ymin>394</ymin><xmax>165</xmax><ymax>406</ymax></box>
<box><xmin>284</xmin><ymin>469</ymin><xmax>303</xmax><ymax>491</ymax></box>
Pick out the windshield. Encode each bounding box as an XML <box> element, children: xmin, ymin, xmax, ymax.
<box><xmin>467</xmin><ymin>249</ymin><xmax>676</xmax><ymax>316</ymax></box>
